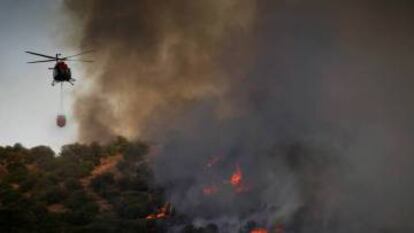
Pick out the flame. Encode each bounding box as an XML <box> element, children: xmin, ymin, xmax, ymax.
<box><xmin>250</xmin><ymin>228</ymin><xmax>268</xmax><ymax>233</ymax></box>
<box><xmin>229</xmin><ymin>163</ymin><xmax>250</xmax><ymax>193</ymax></box>
<box><xmin>145</xmin><ymin>203</ymin><xmax>172</xmax><ymax>220</ymax></box>
<box><xmin>230</xmin><ymin>164</ymin><xmax>242</xmax><ymax>186</ymax></box>
<box><xmin>202</xmin><ymin>185</ymin><xmax>218</xmax><ymax>196</ymax></box>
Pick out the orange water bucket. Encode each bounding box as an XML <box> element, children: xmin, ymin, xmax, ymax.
<box><xmin>56</xmin><ymin>115</ymin><xmax>66</xmax><ymax>127</ymax></box>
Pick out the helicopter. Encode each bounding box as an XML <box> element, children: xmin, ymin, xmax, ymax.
<box><xmin>25</xmin><ymin>50</ymin><xmax>94</xmax><ymax>86</ymax></box>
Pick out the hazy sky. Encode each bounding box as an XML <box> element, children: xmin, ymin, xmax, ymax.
<box><xmin>0</xmin><ymin>0</ymin><xmax>80</xmax><ymax>151</ymax></box>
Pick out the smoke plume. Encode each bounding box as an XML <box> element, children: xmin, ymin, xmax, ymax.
<box><xmin>64</xmin><ymin>0</ymin><xmax>255</xmax><ymax>141</ymax></box>
<box><xmin>64</xmin><ymin>0</ymin><xmax>414</xmax><ymax>232</ymax></box>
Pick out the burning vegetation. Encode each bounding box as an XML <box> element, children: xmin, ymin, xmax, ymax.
<box><xmin>250</xmin><ymin>228</ymin><xmax>268</xmax><ymax>233</ymax></box>
<box><xmin>0</xmin><ymin>139</ymin><xmax>290</xmax><ymax>233</ymax></box>
<box><xmin>202</xmin><ymin>161</ymin><xmax>249</xmax><ymax>197</ymax></box>
<box><xmin>46</xmin><ymin>0</ymin><xmax>414</xmax><ymax>232</ymax></box>
<box><xmin>145</xmin><ymin>202</ymin><xmax>173</xmax><ymax>220</ymax></box>
<box><xmin>0</xmin><ymin>138</ymin><xmax>167</xmax><ymax>233</ymax></box>
<box><xmin>229</xmin><ymin>164</ymin><xmax>250</xmax><ymax>193</ymax></box>
<box><xmin>229</xmin><ymin>164</ymin><xmax>242</xmax><ymax>187</ymax></box>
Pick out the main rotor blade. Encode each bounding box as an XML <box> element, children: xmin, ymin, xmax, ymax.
<box><xmin>27</xmin><ymin>59</ymin><xmax>56</xmax><ymax>63</ymax></box>
<box><xmin>62</xmin><ymin>50</ymin><xmax>95</xmax><ymax>59</ymax></box>
<box><xmin>65</xmin><ymin>59</ymin><xmax>94</xmax><ymax>63</ymax></box>
<box><xmin>25</xmin><ymin>51</ymin><xmax>56</xmax><ymax>59</ymax></box>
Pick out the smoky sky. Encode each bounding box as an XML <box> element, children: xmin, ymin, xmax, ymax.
<box><xmin>0</xmin><ymin>0</ymin><xmax>77</xmax><ymax>151</ymax></box>
<box><xmin>64</xmin><ymin>0</ymin><xmax>414</xmax><ymax>232</ymax></box>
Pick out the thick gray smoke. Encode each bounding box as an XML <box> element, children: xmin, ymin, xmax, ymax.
<box><xmin>64</xmin><ymin>0</ymin><xmax>414</xmax><ymax>232</ymax></box>
<box><xmin>64</xmin><ymin>0</ymin><xmax>255</xmax><ymax>142</ymax></box>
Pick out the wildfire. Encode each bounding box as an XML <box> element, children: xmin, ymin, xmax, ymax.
<box><xmin>250</xmin><ymin>228</ymin><xmax>268</xmax><ymax>233</ymax></box>
<box><xmin>203</xmin><ymin>160</ymin><xmax>249</xmax><ymax>195</ymax></box>
<box><xmin>145</xmin><ymin>203</ymin><xmax>172</xmax><ymax>220</ymax></box>
<box><xmin>229</xmin><ymin>163</ymin><xmax>250</xmax><ymax>193</ymax></box>
<box><xmin>230</xmin><ymin>164</ymin><xmax>242</xmax><ymax>186</ymax></box>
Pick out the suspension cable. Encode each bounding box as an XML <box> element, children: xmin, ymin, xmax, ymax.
<box><xmin>59</xmin><ymin>82</ymin><xmax>64</xmax><ymax>114</ymax></box>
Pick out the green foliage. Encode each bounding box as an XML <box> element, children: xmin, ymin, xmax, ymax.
<box><xmin>38</xmin><ymin>186</ymin><xmax>67</xmax><ymax>205</ymax></box>
<box><xmin>0</xmin><ymin>182</ymin><xmax>23</xmax><ymax>205</ymax></box>
<box><xmin>113</xmin><ymin>191</ymin><xmax>152</xmax><ymax>219</ymax></box>
<box><xmin>19</xmin><ymin>175</ymin><xmax>37</xmax><ymax>192</ymax></box>
<box><xmin>104</xmin><ymin>136</ymin><xmax>129</xmax><ymax>155</ymax></box>
<box><xmin>0</xmin><ymin>145</ymin><xmax>27</xmax><ymax>165</ymax></box>
<box><xmin>0</xmin><ymin>139</ymin><xmax>167</xmax><ymax>233</ymax></box>
<box><xmin>116</xmin><ymin>176</ymin><xmax>149</xmax><ymax>192</ymax></box>
<box><xmin>4</xmin><ymin>163</ymin><xmax>28</xmax><ymax>184</ymax></box>
<box><xmin>123</xmin><ymin>141</ymin><xmax>149</xmax><ymax>162</ymax></box>
<box><xmin>89</xmin><ymin>172</ymin><xmax>122</xmax><ymax>200</ymax></box>
<box><xmin>90</xmin><ymin>172</ymin><xmax>115</xmax><ymax>195</ymax></box>
<box><xmin>64</xmin><ymin>202</ymin><xmax>99</xmax><ymax>225</ymax></box>
<box><xmin>29</xmin><ymin>146</ymin><xmax>55</xmax><ymax>165</ymax></box>
<box><xmin>64</xmin><ymin>178</ymin><xmax>83</xmax><ymax>191</ymax></box>
<box><xmin>60</xmin><ymin>144</ymin><xmax>103</xmax><ymax>173</ymax></box>
<box><xmin>64</xmin><ymin>190</ymin><xmax>92</xmax><ymax>209</ymax></box>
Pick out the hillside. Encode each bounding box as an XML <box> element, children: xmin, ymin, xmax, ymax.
<box><xmin>0</xmin><ymin>137</ymin><xmax>189</xmax><ymax>233</ymax></box>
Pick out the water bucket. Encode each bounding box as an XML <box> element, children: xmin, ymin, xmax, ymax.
<box><xmin>56</xmin><ymin>115</ymin><xmax>66</xmax><ymax>127</ymax></box>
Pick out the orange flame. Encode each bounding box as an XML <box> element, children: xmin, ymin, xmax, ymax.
<box><xmin>250</xmin><ymin>228</ymin><xmax>268</xmax><ymax>233</ymax></box>
<box><xmin>229</xmin><ymin>164</ymin><xmax>249</xmax><ymax>193</ymax></box>
<box><xmin>230</xmin><ymin>164</ymin><xmax>242</xmax><ymax>186</ymax></box>
<box><xmin>229</xmin><ymin>163</ymin><xmax>250</xmax><ymax>193</ymax></box>
<box><xmin>145</xmin><ymin>203</ymin><xmax>172</xmax><ymax>220</ymax></box>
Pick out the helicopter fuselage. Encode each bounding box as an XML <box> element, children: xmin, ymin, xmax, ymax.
<box><xmin>52</xmin><ymin>61</ymin><xmax>74</xmax><ymax>85</ymax></box>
